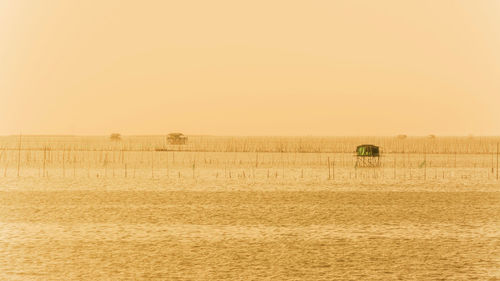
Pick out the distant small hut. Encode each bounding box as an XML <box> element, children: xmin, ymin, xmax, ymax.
<box><xmin>110</xmin><ymin>133</ymin><xmax>122</xmax><ymax>141</ymax></box>
<box><xmin>167</xmin><ymin>133</ymin><xmax>187</xmax><ymax>145</ymax></box>
<box><xmin>397</xmin><ymin>134</ymin><xmax>407</xmax><ymax>140</ymax></box>
<box><xmin>355</xmin><ymin>144</ymin><xmax>380</xmax><ymax>167</ymax></box>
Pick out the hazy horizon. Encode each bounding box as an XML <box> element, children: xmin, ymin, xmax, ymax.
<box><xmin>1</xmin><ymin>1</ymin><xmax>499</xmax><ymax>136</ymax></box>
<box><xmin>1</xmin><ymin>133</ymin><xmax>499</xmax><ymax>138</ymax></box>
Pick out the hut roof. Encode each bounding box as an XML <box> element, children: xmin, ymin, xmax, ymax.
<box><xmin>167</xmin><ymin>133</ymin><xmax>186</xmax><ymax>138</ymax></box>
<box><xmin>356</xmin><ymin>144</ymin><xmax>380</xmax><ymax>157</ymax></box>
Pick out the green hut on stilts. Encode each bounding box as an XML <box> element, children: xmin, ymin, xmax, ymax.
<box><xmin>355</xmin><ymin>144</ymin><xmax>380</xmax><ymax>167</ymax></box>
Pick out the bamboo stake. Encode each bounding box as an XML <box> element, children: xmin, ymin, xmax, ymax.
<box><xmin>192</xmin><ymin>160</ymin><xmax>196</xmax><ymax>179</ymax></box>
<box><xmin>424</xmin><ymin>147</ymin><xmax>427</xmax><ymax>180</ymax></box>
<box><xmin>166</xmin><ymin>151</ymin><xmax>169</xmax><ymax>178</ymax></box>
<box><xmin>492</xmin><ymin>150</ymin><xmax>494</xmax><ymax>174</ymax></box>
<box><xmin>281</xmin><ymin>152</ymin><xmax>284</xmax><ymax>179</ymax></box>
<box><xmin>393</xmin><ymin>154</ymin><xmax>396</xmax><ymax>179</ymax></box>
<box><xmin>17</xmin><ymin>134</ymin><xmax>21</xmax><ymax>177</ymax></box>
<box><xmin>104</xmin><ymin>152</ymin><xmax>108</xmax><ymax>178</ymax></box>
<box><xmin>328</xmin><ymin>157</ymin><xmax>331</xmax><ymax>180</ymax></box>
<box><xmin>332</xmin><ymin>157</ymin><xmax>335</xmax><ymax>180</ymax></box>
<box><xmin>62</xmin><ymin>146</ymin><xmax>65</xmax><ymax>177</ymax></box>
<box><xmin>43</xmin><ymin>147</ymin><xmax>46</xmax><ymax>177</ymax></box>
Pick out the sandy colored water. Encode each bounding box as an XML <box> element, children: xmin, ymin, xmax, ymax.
<box><xmin>0</xmin><ymin>136</ymin><xmax>499</xmax><ymax>280</ymax></box>
<box><xmin>0</xmin><ymin>178</ymin><xmax>499</xmax><ymax>280</ymax></box>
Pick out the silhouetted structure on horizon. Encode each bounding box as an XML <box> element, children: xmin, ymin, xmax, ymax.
<box><xmin>167</xmin><ymin>133</ymin><xmax>187</xmax><ymax>145</ymax></box>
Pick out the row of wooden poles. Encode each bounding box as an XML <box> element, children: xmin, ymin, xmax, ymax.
<box><xmin>5</xmin><ymin>155</ymin><xmax>500</xmax><ymax>181</ymax></box>
<box><xmin>4</xmin><ymin>135</ymin><xmax>500</xmax><ymax>180</ymax></box>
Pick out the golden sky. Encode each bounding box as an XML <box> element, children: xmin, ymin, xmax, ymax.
<box><xmin>1</xmin><ymin>0</ymin><xmax>499</xmax><ymax>136</ymax></box>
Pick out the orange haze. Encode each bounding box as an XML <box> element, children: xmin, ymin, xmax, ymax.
<box><xmin>1</xmin><ymin>0</ymin><xmax>499</xmax><ymax>136</ymax></box>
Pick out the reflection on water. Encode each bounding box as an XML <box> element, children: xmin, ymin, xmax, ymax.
<box><xmin>0</xmin><ymin>185</ymin><xmax>499</xmax><ymax>280</ymax></box>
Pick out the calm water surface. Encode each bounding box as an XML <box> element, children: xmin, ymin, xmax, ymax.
<box><xmin>0</xmin><ymin>181</ymin><xmax>499</xmax><ymax>280</ymax></box>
